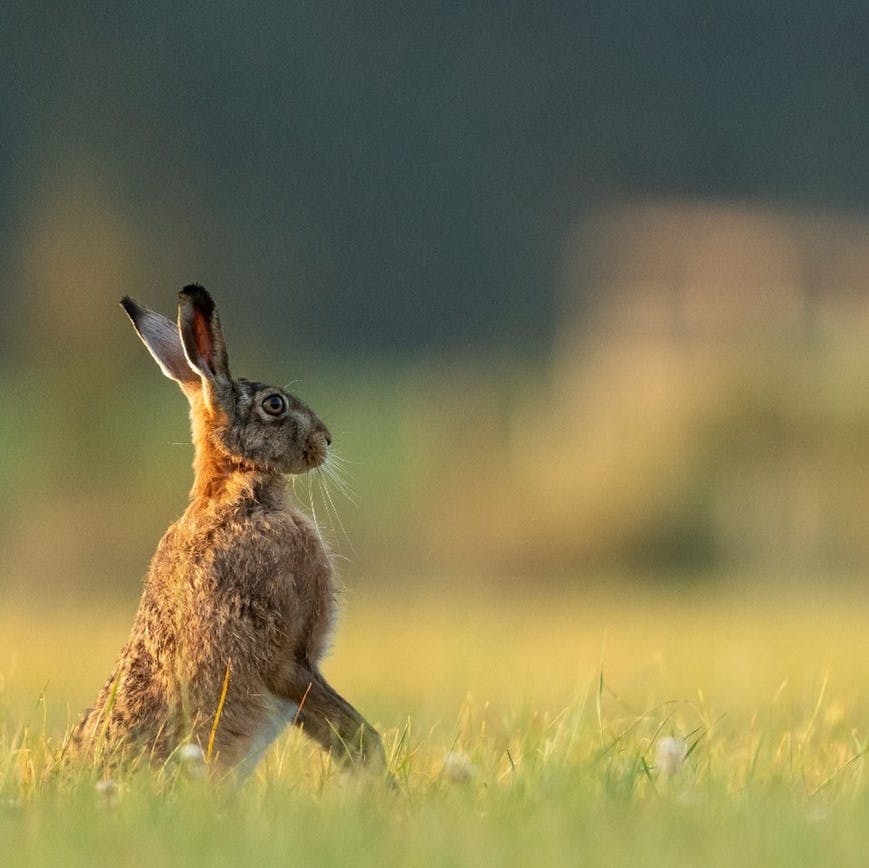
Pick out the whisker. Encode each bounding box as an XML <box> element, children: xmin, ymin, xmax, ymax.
<box><xmin>326</xmin><ymin>462</ymin><xmax>358</xmax><ymax>487</ymax></box>
<box><xmin>324</xmin><ymin>453</ymin><xmax>359</xmax><ymax>497</ymax></box>
<box><xmin>317</xmin><ymin>469</ymin><xmax>356</xmax><ymax>555</ymax></box>
<box><xmin>314</xmin><ymin>474</ymin><xmax>340</xmax><ymax>547</ymax></box>
<box><xmin>298</xmin><ymin>472</ymin><xmax>327</xmax><ymax>548</ymax></box>
<box><xmin>326</xmin><ymin>450</ymin><xmax>359</xmax><ymax>467</ymax></box>
<box><xmin>322</xmin><ymin>463</ymin><xmax>358</xmax><ymax>506</ymax></box>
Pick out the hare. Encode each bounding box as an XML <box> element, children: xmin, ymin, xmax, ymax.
<box><xmin>73</xmin><ymin>285</ymin><xmax>384</xmax><ymax>778</ymax></box>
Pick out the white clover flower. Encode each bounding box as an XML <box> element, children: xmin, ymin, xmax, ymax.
<box><xmin>442</xmin><ymin>751</ymin><xmax>476</xmax><ymax>783</ymax></box>
<box><xmin>95</xmin><ymin>778</ymin><xmax>120</xmax><ymax>806</ymax></box>
<box><xmin>179</xmin><ymin>743</ymin><xmax>206</xmax><ymax>764</ymax></box>
<box><xmin>178</xmin><ymin>743</ymin><xmax>208</xmax><ymax>779</ymax></box>
<box><xmin>655</xmin><ymin>736</ymin><xmax>687</xmax><ymax>776</ymax></box>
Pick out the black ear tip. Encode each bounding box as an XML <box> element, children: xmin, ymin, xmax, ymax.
<box><xmin>120</xmin><ymin>296</ymin><xmax>141</xmax><ymax>322</ymax></box>
<box><xmin>179</xmin><ymin>284</ymin><xmax>214</xmax><ymax>312</ymax></box>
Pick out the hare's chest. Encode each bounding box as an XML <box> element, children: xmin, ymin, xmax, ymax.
<box><xmin>240</xmin><ymin>509</ymin><xmax>337</xmax><ymax>644</ymax></box>
<box><xmin>256</xmin><ymin>507</ymin><xmax>335</xmax><ymax>590</ymax></box>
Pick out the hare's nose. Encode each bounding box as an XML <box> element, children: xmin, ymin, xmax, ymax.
<box><xmin>320</xmin><ymin>424</ymin><xmax>332</xmax><ymax>447</ymax></box>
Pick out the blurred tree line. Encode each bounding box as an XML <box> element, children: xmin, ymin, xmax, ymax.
<box><xmin>2</xmin><ymin>2</ymin><xmax>868</xmax><ymax>358</ymax></box>
<box><xmin>2</xmin><ymin>3</ymin><xmax>869</xmax><ymax>596</ymax></box>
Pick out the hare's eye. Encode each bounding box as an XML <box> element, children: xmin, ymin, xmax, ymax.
<box><xmin>261</xmin><ymin>394</ymin><xmax>287</xmax><ymax>417</ymax></box>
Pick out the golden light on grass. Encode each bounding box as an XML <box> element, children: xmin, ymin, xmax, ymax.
<box><xmin>0</xmin><ymin>586</ymin><xmax>868</xmax><ymax>865</ymax></box>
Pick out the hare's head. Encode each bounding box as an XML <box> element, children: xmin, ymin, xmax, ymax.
<box><xmin>121</xmin><ymin>285</ymin><xmax>331</xmax><ymax>476</ymax></box>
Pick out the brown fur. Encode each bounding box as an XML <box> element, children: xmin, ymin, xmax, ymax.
<box><xmin>72</xmin><ymin>286</ymin><xmax>384</xmax><ymax>776</ymax></box>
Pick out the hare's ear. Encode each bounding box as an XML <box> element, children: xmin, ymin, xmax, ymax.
<box><xmin>177</xmin><ymin>284</ymin><xmax>233</xmax><ymax>413</ymax></box>
<box><xmin>121</xmin><ymin>297</ymin><xmax>200</xmax><ymax>387</ymax></box>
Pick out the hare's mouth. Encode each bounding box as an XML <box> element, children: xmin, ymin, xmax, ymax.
<box><xmin>302</xmin><ymin>431</ymin><xmax>329</xmax><ymax>469</ymax></box>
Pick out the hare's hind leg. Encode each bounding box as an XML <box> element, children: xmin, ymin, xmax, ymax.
<box><xmin>291</xmin><ymin>670</ymin><xmax>385</xmax><ymax>769</ymax></box>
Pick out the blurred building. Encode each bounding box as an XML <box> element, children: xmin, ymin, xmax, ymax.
<box><xmin>451</xmin><ymin>199</ymin><xmax>869</xmax><ymax>578</ymax></box>
<box><xmin>559</xmin><ymin>199</ymin><xmax>869</xmax><ymax>348</ymax></box>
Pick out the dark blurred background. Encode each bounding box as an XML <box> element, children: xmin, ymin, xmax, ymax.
<box><xmin>3</xmin><ymin>3</ymin><xmax>869</xmax><ymax>602</ymax></box>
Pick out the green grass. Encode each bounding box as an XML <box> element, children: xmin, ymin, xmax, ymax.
<box><xmin>1</xmin><ymin>586</ymin><xmax>868</xmax><ymax>867</ymax></box>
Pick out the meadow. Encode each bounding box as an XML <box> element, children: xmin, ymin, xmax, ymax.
<box><xmin>3</xmin><ymin>330</ymin><xmax>869</xmax><ymax>866</ymax></box>
<box><xmin>1</xmin><ymin>583</ymin><xmax>867</xmax><ymax>867</ymax></box>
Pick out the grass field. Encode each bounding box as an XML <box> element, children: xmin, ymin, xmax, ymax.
<box><xmin>1</xmin><ymin>583</ymin><xmax>868</xmax><ymax>867</ymax></box>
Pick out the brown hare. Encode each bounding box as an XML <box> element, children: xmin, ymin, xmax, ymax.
<box><xmin>73</xmin><ymin>285</ymin><xmax>384</xmax><ymax>778</ymax></box>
